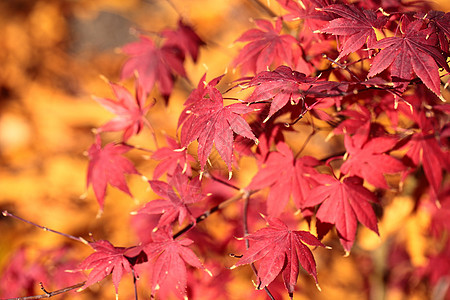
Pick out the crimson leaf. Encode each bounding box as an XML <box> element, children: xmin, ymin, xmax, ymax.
<box><xmin>304</xmin><ymin>174</ymin><xmax>379</xmax><ymax>252</ymax></box>
<box><xmin>368</xmin><ymin>19</ymin><xmax>448</xmax><ymax>95</ymax></box>
<box><xmin>248</xmin><ymin>142</ymin><xmax>320</xmax><ymax>216</ymax></box>
<box><xmin>162</xmin><ymin>19</ymin><xmax>205</xmax><ymax>62</ymax></box>
<box><xmin>341</xmin><ymin>132</ymin><xmax>405</xmax><ymax>189</ymax></box>
<box><xmin>231</xmin><ymin>216</ymin><xmax>324</xmax><ymax>298</ymax></box>
<box><xmin>178</xmin><ymin>75</ymin><xmax>258</xmax><ymax>175</ymax></box>
<box><xmin>318</xmin><ymin>4</ymin><xmax>388</xmax><ymax>60</ymax></box>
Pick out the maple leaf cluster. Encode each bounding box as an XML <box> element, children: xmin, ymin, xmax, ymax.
<box><xmin>2</xmin><ymin>0</ymin><xmax>449</xmax><ymax>299</ymax></box>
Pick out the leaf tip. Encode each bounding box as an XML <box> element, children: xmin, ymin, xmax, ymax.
<box><xmin>99</xmin><ymin>74</ymin><xmax>110</xmax><ymax>84</ymax></box>
<box><xmin>205</xmin><ymin>268</ymin><xmax>213</xmax><ymax>277</ymax></box>
<box><xmin>228</xmin><ymin>171</ymin><xmax>233</xmax><ymax>180</ymax></box>
<box><xmin>316</xmin><ymin>283</ymin><xmax>322</xmax><ymax>292</ymax></box>
<box><xmin>229</xmin><ymin>265</ymin><xmax>237</xmax><ymax>270</ymax></box>
<box><xmin>344</xmin><ymin>250</ymin><xmax>350</xmax><ymax>257</ymax></box>
<box><xmin>2</xmin><ymin>210</ymin><xmax>8</xmax><ymax>217</ymax></box>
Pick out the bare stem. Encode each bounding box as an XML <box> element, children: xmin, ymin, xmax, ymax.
<box><xmin>2</xmin><ymin>211</ymin><xmax>87</xmax><ymax>244</ymax></box>
<box><xmin>132</xmin><ymin>269</ymin><xmax>139</xmax><ymax>300</ymax></box>
<box><xmin>4</xmin><ymin>281</ymin><xmax>85</xmax><ymax>300</ymax></box>
<box><xmin>173</xmin><ymin>190</ymin><xmax>249</xmax><ymax>239</ymax></box>
<box><xmin>204</xmin><ymin>172</ymin><xmax>241</xmax><ymax>191</ymax></box>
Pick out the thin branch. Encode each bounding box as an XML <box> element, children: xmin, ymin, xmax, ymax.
<box><xmin>4</xmin><ymin>281</ymin><xmax>85</xmax><ymax>300</ymax></box>
<box><xmin>242</xmin><ymin>193</ymin><xmax>276</xmax><ymax>300</ymax></box>
<box><xmin>173</xmin><ymin>190</ymin><xmax>250</xmax><ymax>239</ymax></box>
<box><xmin>2</xmin><ymin>211</ymin><xmax>88</xmax><ymax>244</ymax></box>
<box><xmin>247</xmin><ymin>0</ymin><xmax>278</xmax><ymax>18</ymax></box>
<box><xmin>203</xmin><ymin>172</ymin><xmax>241</xmax><ymax>191</ymax></box>
<box><xmin>132</xmin><ymin>269</ymin><xmax>139</xmax><ymax>300</ymax></box>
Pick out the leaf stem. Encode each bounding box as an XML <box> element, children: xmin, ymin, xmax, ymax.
<box><xmin>3</xmin><ymin>281</ymin><xmax>85</xmax><ymax>300</ymax></box>
<box><xmin>204</xmin><ymin>172</ymin><xmax>241</xmax><ymax>191</ymax></box>
<box><xmin>2</xmin><ymin>211</ymin><xmax>88</xmax><ymax>244</ymax></box>
<box><xmin>173</xmin><ymin>190</ymin><xmax>248</xmax><ymax>239</ymax></box>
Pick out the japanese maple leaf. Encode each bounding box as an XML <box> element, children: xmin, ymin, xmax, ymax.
<box><xmin>93</xmin><ymin>80</ymin><xmax>151</xmax><ymax>141</ymax></box>
<box><xmin>333</xmin><ymin>104</ymin><xmax>371</xmax><ymax>136</ymax></box>
<box><xmin>304</xmin><ymin>174</ymin><xmax>379</xmax><ymax>252</ymax></box>
<box><xmin>241</xmin><ymin>65</ymin><xmax>317</xmax><ymax>122</ymax></box>
<box><xmin>87</xmin><ymin>135</ymin><xmax>139</xmax><ymax>210</ymax></box>
<box><xmin>178</xmin><ymin>75</ymin><xmax>258</xmax><ymax>175</ymax></box>
<box><xmin>162</xmin><ymin>19</ymin><xmax>205</xmax><ymax>62</ymax></box>
<box><xmin>418</xmin><ymin>10</ymin><xmax>450</xmax><ymax>53</ymax></box>
<box><xmin>130</xmin><ymin>229</ymin><xmax>208</xmax><ymax>299</ymax></box>
<box><xmin>121</xmin><ymin>35</ymin><xmax>186</xmax><ymax>101</ymax></box>
<box><xmin>341</xmin><ymin>132</ymin><xmax>405</xmax><ymax>189</ymax></box>
<box><xmin>318</xmin><ymin>4</ymin><xmax>388</xmax><ymax>60</ymax></box>
<box><xmin>232</xmin><ymin>18</ymin><xmax>299</xmax><ymax>75</ymax></box>
<box><xmin>248</xmin><ymin>142</ymin><xmax>320</xmax><ymax>216</ymax></box>
<box><xmin>78</xmin><ymin>240</ymin><xmax>134</xmax><ymax>295</ymax></box>
<box><xmin>136</xmin><ymin>167</ymin><xmax>205</xmax><ymax>229</ymax></box>
<box><xmin>368</xmin><ymin>19</ymin><xmax>449</xmax><ymax>95</ymax></box>
<box><xmin>404</xmin><ymin>113</ymin><xmax>450</xmax><ymax>196</ymax></box>
<box><xmin>151</xmin><ymin>135</ymin><xmax>194</xmax><ymax>180</ymax></box>
<box><xmin>231</xmin><ymin>217</ymin><xmax>324</xmax><ymax>298</ymax></box>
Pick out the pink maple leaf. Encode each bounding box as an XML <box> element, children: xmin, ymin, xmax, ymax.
<box><xmin>78</xmin><ymin>240</ymin><xmax>135</xmax><ymax>296</ymax></box>
<box><xmin>151</xmin><ymin>135</ymin><xmax>194</xmax><ymax>180</ymax></box>
<box><xmin>121</xmin><ymin>36</ymin><xmax>186</xmax><ymax>101</ymax></box>
<box><xmin>93</xmin><ymin>80</ymin><xmax>151</xmax><ymax>141</ymax></box>
<box><xmin>232</xmin><ymin>18</ymin><xmax>299</xmax><ymax>75</ymax></box>
<box><xmin>136</xmin><ymin>167</ymin><xmax>205</xmax><ymax>229</ymax></box>
<box><xmin>87</xmin><ymin>135</ymin><xmax>139</xmax><ymax>210</ymax></box>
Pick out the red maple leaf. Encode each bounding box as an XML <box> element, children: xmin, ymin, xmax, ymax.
<box><xmin>241</xmin><ymin>66</ymin><xmax>317</xmax><ymax>122</ymax></box>
<box><xmin>248</xmin><ymin>142</ymin><xmax>320</xmax><ymax>216</ymax></box>
<box><xmin>121</xmin><ymin>36</ymin><xmax>186</xmax><ymax>101</ymax></box>
<box><xmin>162</xmin><ymin>19</ymin><xmax>205</xmax><ymax>62</ymax></box>
<box><xmin>93</xmin><ymin>80</ymin><xmax>151</xmax><ymax>141</ymax></box>
<box><xmin>403</xmin><ymin>111</ymin><xmax>450</xmax><ymax>196</ymax></box>
<box><xmin>232</xmin><ymin>18</ymin><xmax>299</xmax><ymax>75</ymax></box>
<box><xmin>304</xmin><ymin>174</ymin><xmax>379</xmax><ymax>252</ymax></box>
<box><xmin>87</xmin><ymin>135</ymin><xmax>140</xmax><ymax>210</ymax></box>
<box><xmin>333</xmin><ymin>104</ymin><xmax>371</xmax><ymax>136</ymax></box>
<box><xmin>178</xmin><ymin>75</ymin><xmax>258</xmax><ymax>175</ymax></box>
<box><xmin>151</xmin><ymin>135</ymin><xmax>194</xmax><ymax>180</ymax></box>
<box><xmin>417</xmin><ymin>10</ymin><xmax>450</xmax><ymax>53</ymax></box>
<box><xmin>318</xmin><ymin>4</ymin><xmax>388</xmax><ymax>60</ymax></box>
<box><xmin>231</xmin><ymin>216</ymin><xmax>324</xmax><ymax>298</ymax></box>
<box><xmin>135</xmin><ymin>167</ymin><xmax>205</xmax><ymax>229</ymax></box>
<box><xmin>78</xmin><ymin>240</ymin><xmax>135</xmax><ymax>295</ymax></box>
<box><xmin>340</xmin><ymin>131</ymin><xmax>405</xmax><ymax>189</ymax></box>
<box><xmin>130</xmin><ymin>229</ymin><xmax>208</xmax><ymax>299</ymax></box>
<box><xmin>368</xmin><ymin>18</ymin><xmax>448</xmax><ymax>95</ymax></box>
